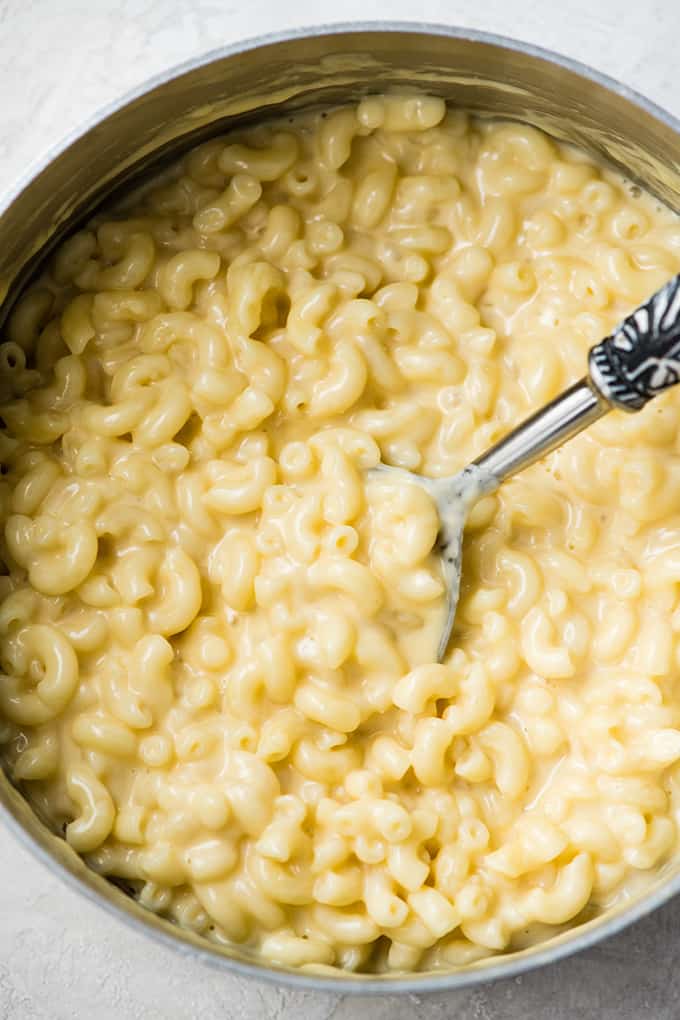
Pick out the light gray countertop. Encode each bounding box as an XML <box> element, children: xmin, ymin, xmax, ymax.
<box><xmin>2</xmin><ymin>1</ymin><xmax>680</xmax><ymax>1017</ymax></box>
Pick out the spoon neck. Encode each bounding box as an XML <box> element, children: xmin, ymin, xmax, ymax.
<box><xmin>472</xmin><ymin>377</ymin><xmax>609</xmax><ymax>487</ymax></box>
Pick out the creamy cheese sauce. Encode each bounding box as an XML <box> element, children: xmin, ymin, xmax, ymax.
<box><xmin>1</xmin><ymin>96</ymin><xmax>680</xmax><ymax>974</ymax></box>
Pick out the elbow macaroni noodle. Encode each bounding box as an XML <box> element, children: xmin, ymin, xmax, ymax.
<box><xmin>2</xmin><ymin>95</ymin><xmax>680</xmax><ymax>973</ymax></box>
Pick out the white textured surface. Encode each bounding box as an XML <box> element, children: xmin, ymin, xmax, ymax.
<box><xmin>2</xmin><ymin>1</ymin><xmax>680</xmax><ymax>1017</ymax></box>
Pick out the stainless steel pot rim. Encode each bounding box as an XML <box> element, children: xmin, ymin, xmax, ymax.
<box><xmin>2</xmin><ymin>21</ymin><xmax>680</xmax><ymax>994</ymax></box>
<box><xmin>7</xmin><ymin>786</ymin><xmax>680</xmax><ymax>996</ymax></box>
<box><xmin>2</xmin><ymin>20</ymin><xmax>680</xmax><ymax>219</ymax></box>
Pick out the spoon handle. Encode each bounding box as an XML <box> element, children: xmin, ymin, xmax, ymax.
<box><xmin>589</xmin><ymin>273</ymin><xmax>680</xmax><ymax>409</ymax></box>
<box><xmin>473</xmin><ymin>273</ymin><xmax>680</xmax><ymax>486</ymax></box>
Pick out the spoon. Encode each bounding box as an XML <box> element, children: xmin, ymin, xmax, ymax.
<box><xmin>370</xmin><ymin>273</ymin><xmax>680</xmax><ymax>661</ymax></box>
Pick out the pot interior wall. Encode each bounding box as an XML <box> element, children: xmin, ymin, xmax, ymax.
<box><xmin>1</xmin><ymin>28</ymin><xmax>679</xmax><ymax>321</ymax></box>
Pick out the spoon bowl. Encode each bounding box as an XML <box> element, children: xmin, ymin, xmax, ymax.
<box><xmin>369</xmin><ymin>463</ymin><xmax>497</xmax><ymax>659</ymax></box>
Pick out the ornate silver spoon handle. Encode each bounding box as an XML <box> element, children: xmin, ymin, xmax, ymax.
<box><xmin>473</xmin><ymin>273</ymin><xmax>680</xmax><ymax>486</ymax></box>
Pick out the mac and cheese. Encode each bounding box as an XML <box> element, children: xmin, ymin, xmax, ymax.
<box><xmin>2</xmin><ymin>96</ymin><xmax>680</xmax><ymax>973</ymax></box>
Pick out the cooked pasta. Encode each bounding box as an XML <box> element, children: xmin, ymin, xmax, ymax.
<box><xmin>2</xmin><ymin>95</ymin><xmax>680</xmax><ymax>974</ymax></box>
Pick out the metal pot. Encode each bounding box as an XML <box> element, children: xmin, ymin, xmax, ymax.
<box><xmin>1</xmin><ymin>22</ymin><xmax>679</xmax><ymax>994</ymax></box>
